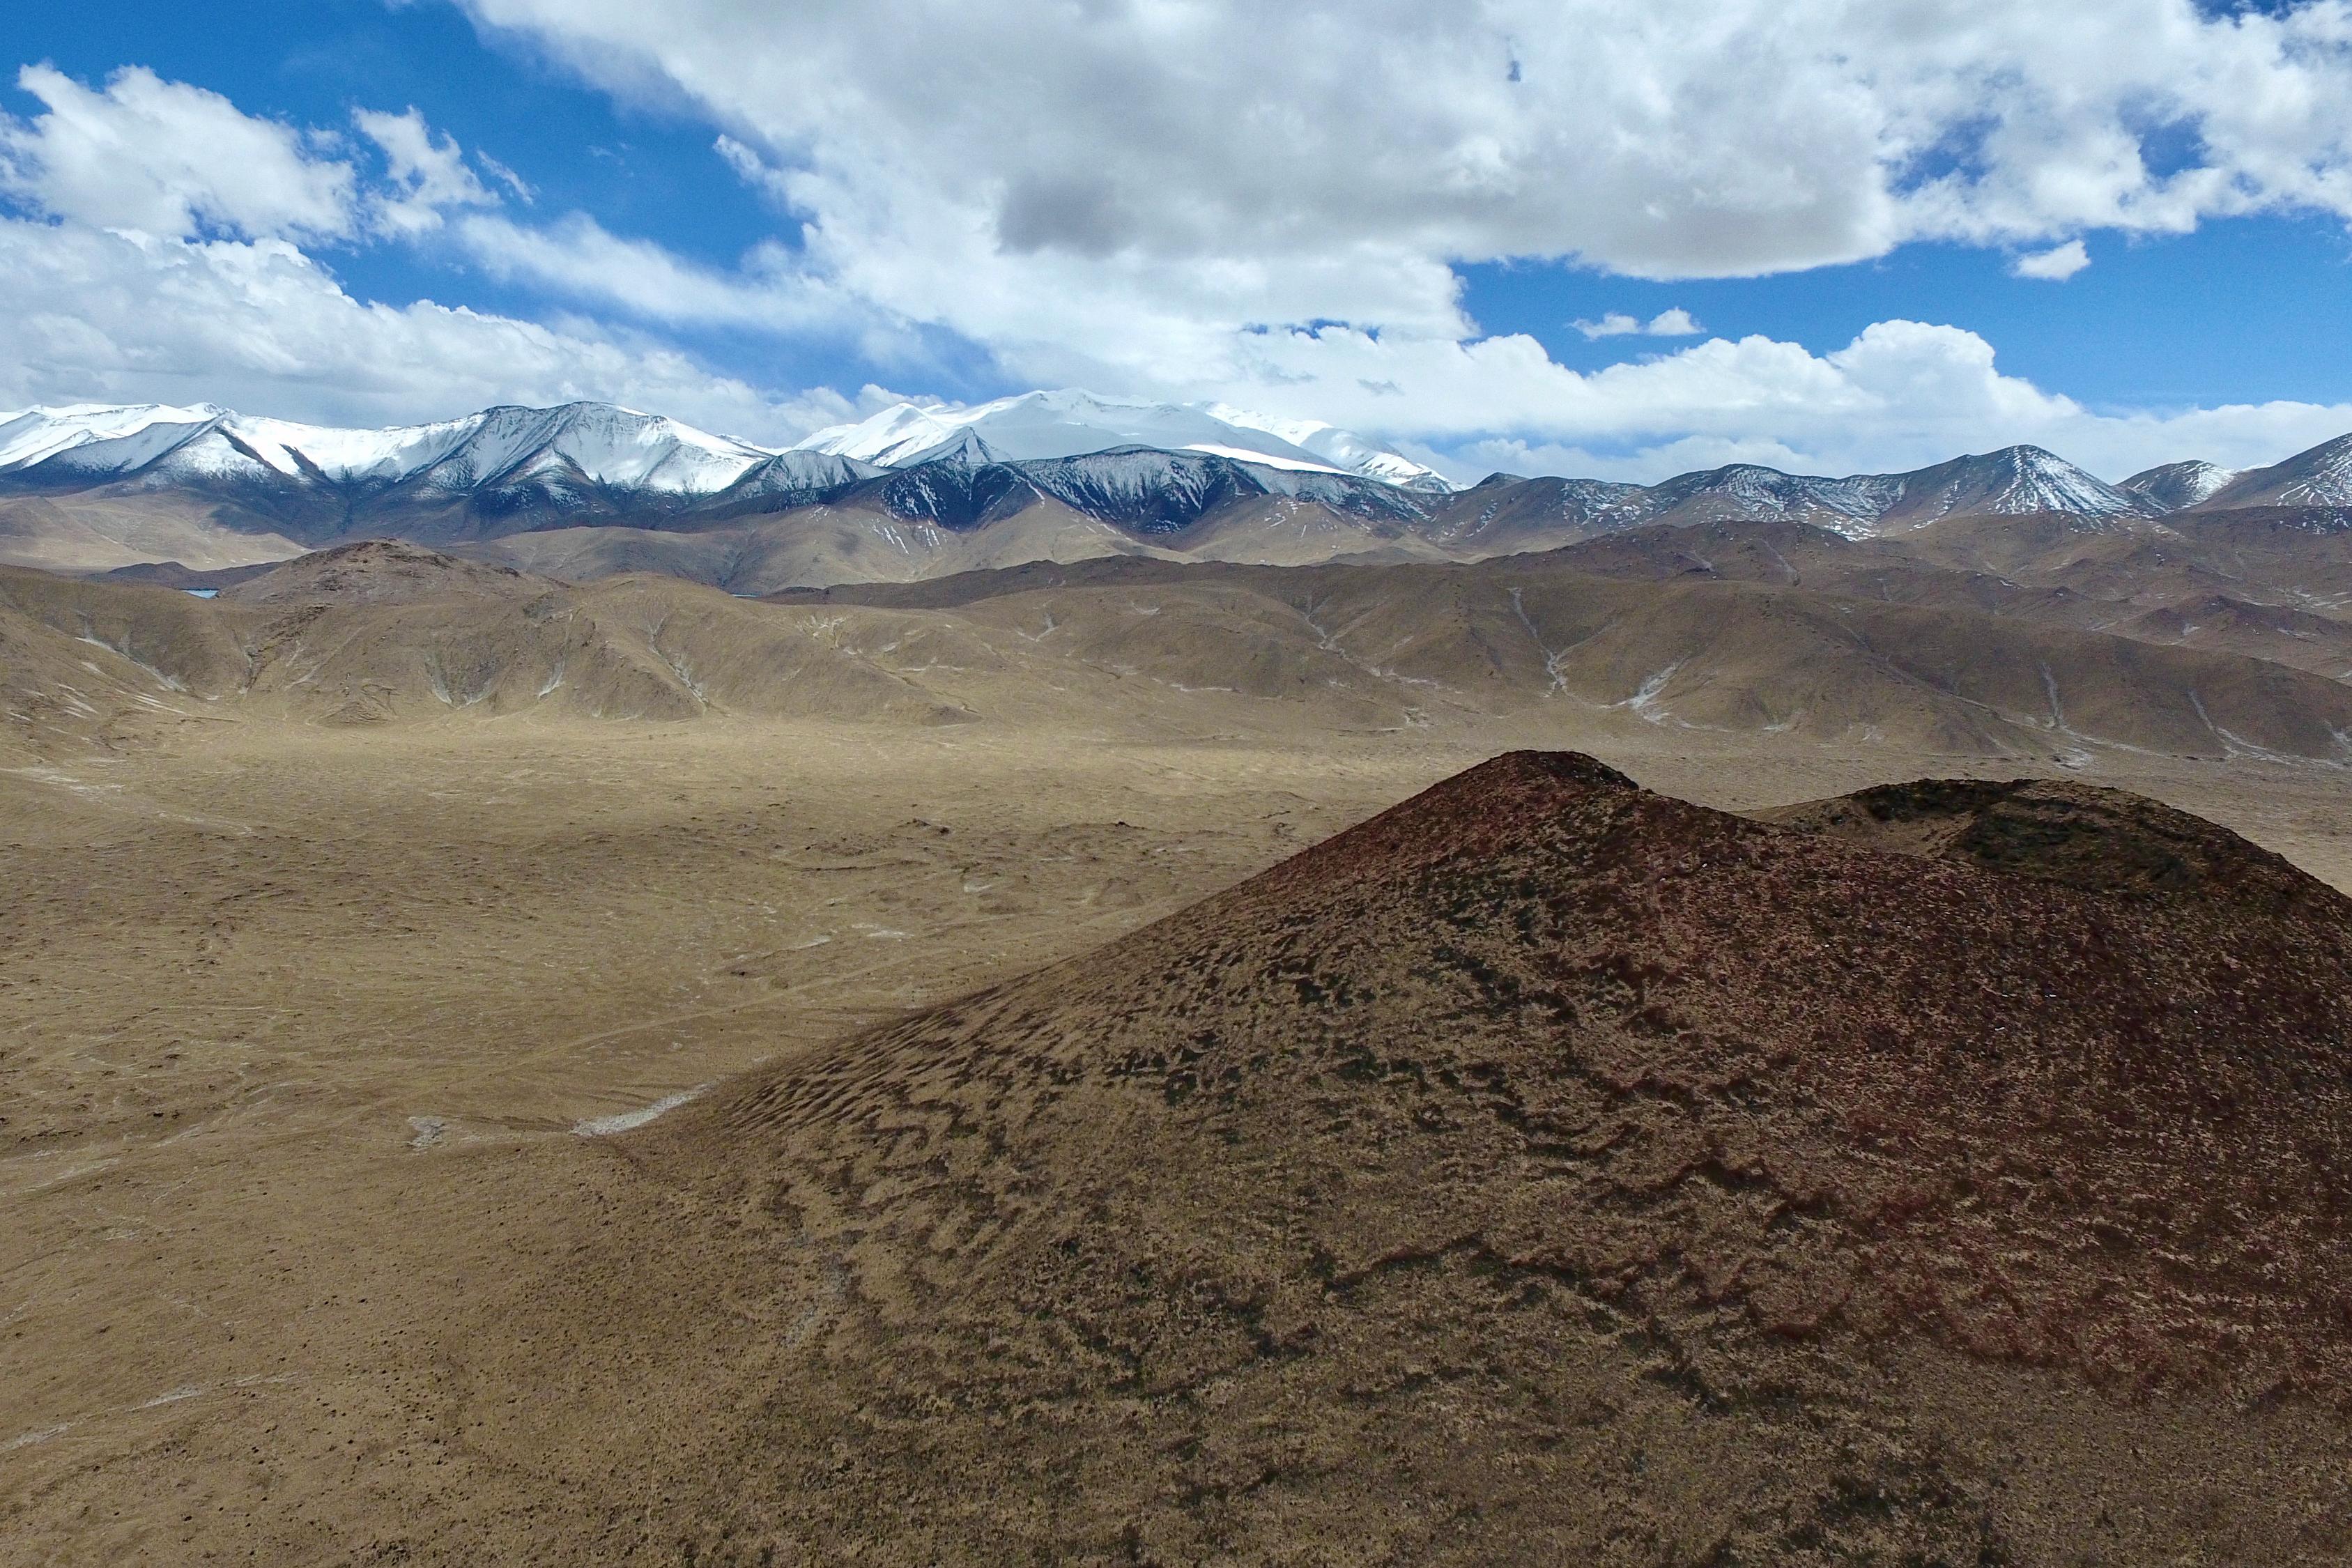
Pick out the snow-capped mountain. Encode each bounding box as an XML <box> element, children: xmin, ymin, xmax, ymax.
<box><xmin>830</xmin><ymin>446</ymin><xmax>1426</xmax><ymax>533</ymax></box>
<box><xmin>1452</xmin><ymin>445</ymin><xmax>2150</xmax><ymax>541</ymax></box>
<box><xmin>0</xmin><ymin>401</ymin><xmax>774</xmax><ymax>496</ymax></box>
<box><xmin>719</xmin><ymin>448</ymin><xmax>884</xmax><ymax>507</ymax></box>
<box><xmin>1865</xmin><ymin>445</ymin><xmax>2149</xmax><ymax>528</ymax></box>
<box><xmin>0</xmin><ymin>396</ymin><xmax>1431</xmax><ymax>550</ymax></box>
<box><xmin>1627</xmin><ymin>464</ymin><xmax>1903</xmax><ymax>532</ymax></box>
<box><xmin>9</xmin><ymin>392</ymin><xmax>2349</xmax><ymax>590</ymax></box>
<box><xmin>792</xmin><ymin>390</ymin><xmax>1452</xmax><ymax>491</ymax></box>
<box><xmin>2119</xmin><ymin>459</ymin><xmax>2240</xmax><ymax>514</ymax></box>
<box><xmin>1201</xmin><ymin>403</ymin><xmax>1454</xmax><ymax>492</ymax></box>
<box><xmin>0</xmin><ymin>401</ymin><xmax>230</xmax><ymax>477</ymax></box>
<box><xmin>2198</xmin><ymin>433</ymin><xmax>2352</xmax><ymax>510</ymax></box>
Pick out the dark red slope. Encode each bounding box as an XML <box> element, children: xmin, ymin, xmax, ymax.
<box><xmin>644</xmin><ymin>751</ymin><xmax>2352</xmax><ymax>1561</ymax></box>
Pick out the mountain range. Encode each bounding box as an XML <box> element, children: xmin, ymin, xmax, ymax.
<box><xmin>4</xmin><ymin>390</ymin><xmax>2351</xmax><ymax>590</ymax></box>
<box><xmin>13</xmin><ymin>528</ymin><xmax>2352</xmax><ymax>760</ymax></box>
<box><xmin>789</xmin><ymin>388</ymin><xmax>1454</xmax><ymax>490</ymax></box>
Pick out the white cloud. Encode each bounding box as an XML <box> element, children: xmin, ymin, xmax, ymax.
<box><xmin>1572</xmin><ymin>312</ymin><xmax>1644</xmax><ymax>339</ymax></box>
<box><xmin>474</xmin><ymin>151</ymin><xmax>535</xmax><ymax>203</ymax></box>
<box><xmin>2012</xmin><ymin>239</ymin><xmax>2093</xmax><ymax>279</ymax></box>
<box><xmin>451</xmin><ymin>211</ymin><xmax>866</xmax><ymax>340</ymax></box>
<box><xmin>0</xmin><ymin>67</ymin><xmax>518</xmax><ymax>245</ymax></box>
<box><xmin>0</xmin><ymin>65</ymin><xmax>355</xmax><ymax>240</ymax></box>
<box><xmin>4</xmin><ymin>49</ymin><xmax>2348</xmax><ymax>494</ymax></box>
<box><xmin>461</xmin><ymin>0</ymin><xmax>2352</xmax><ymax>289</ymax></box>
<box><xmin>794</xmin><ymin>314</ymin><xmax>2352</xmax><ymax>485</ymax></box>
<box><xmin>712</xmin><ymin>134</ymin><xmax>783</xmax><ymax>200</ymax></box>
<box><xmin>0</xmin><ymin>218</ymin><xmax>843</xmax><ymax>443</ymax></box>
<box><xmin>1212</xmin><ymin>318</ymin><xmax>2352</xmax><ymax>483</ymax></box>
<box><xmin>355</xmin><ymin>107</ymin><xmax>500</xmax><ymax>236</ymax></box>
<box><xmin>439</xmin><ymin>0</ymin><xmax>2352</xmax><ymax>470</ymax></box>
<box><xmin>1575</xmin><ymin>308</ymin><xmax>1705</xmax><ymax>338</ymax></box>
<box><xmin>0</xmin><ymin>67</ymin><xmax>860</xmax><ymax>443</ymax></box>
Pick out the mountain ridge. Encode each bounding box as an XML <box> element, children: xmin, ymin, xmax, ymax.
<box><xmin>787</xmin><ymin>387</ymin><xmax>1454</xmax><ymax>490</ymax></box>
<box><xmin>2198</xmin><ymin>431</ymin><xmax>2352</xmax><ymax>511</ymax></box>
<box><xmin>7</xmin><ymin>396</ymin><xmax>2352</xmax><ymax>586</ymax></box>
<box><xmin>20</xmin><ymin>532</ymin><xmax>2352</xmax><ymax>764</ymax></box>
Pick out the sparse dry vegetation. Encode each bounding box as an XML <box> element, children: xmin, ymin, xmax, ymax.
<box><xmin>3</xmin><ymin>544</ymin><xmax>2351</xmax><ymax>1563</ymax></box>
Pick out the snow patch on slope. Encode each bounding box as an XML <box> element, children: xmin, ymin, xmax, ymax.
<box><xmin>0</xmin><ymin>401</ymin><xmax>777</xmax><ymax>495</ymax></box>
<box><xmin>1206</xmin><ymin>403</ymin><xmax>1452</xmax><ymax>491</ymax></box>
<box><xmin>0</xmin><ymin>403</ymin><xmax>224</xmax><ymax>475</ymax></box>
<box><xmin>2119</xmin><ymin>459</ymin><xmax>2240</xmax><ymax>513</ymax></box>
<box><xmin>794</xmin><ymin>389</ymin><xmax>1450</xmax><ymax>491</ymax></box>
<box><xmin>1947</xmin><ymin>447</ymin><xmax>2144</xmax><ymax>518</ymax></box>
<box><xmin>2204</xmin><ymin>433</ymin><xmax>2352</xmax><ymax>509</ymax></box>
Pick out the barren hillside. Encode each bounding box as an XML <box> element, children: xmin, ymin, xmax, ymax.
<box><xmin>443</xmin><ymin>751</ymin><xmax>2352</xmax><ymax>1561</ymax></box>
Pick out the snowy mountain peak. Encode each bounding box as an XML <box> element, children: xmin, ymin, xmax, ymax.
<box><xmin>788</xmin><ymin>401</ymin><xmax>964</xmax><ymax>468</ymax></box>
<box><xmin>13</xmin><ymin>393</ymin><xmax>2346</xmax><ymax>574</ymax></box>
<box><xmin>792</xmin><ymin>390</ymin><xmax>1451</xmax><ymax>491</ymax></box>
<box><xmin>2201</xmin><ymin>431</ymin><xmax>2352</xmax><ymax>510</ymax></box>
<box><xmin>0</xmin><ymin>399</ymin><xmax>776</xmax><ymax>496</ymax></box>
<box><xmin>2119</xmin><ymin>459</ymin><xmax>2240</xmax><ymax>514</ymax></box>
<box><xmin>410</xmin><ymin>403</ymin><xmax>774</xmax><ymax>495</ymax></box>
<box><xmin>1874</xmin><ymin>445</ymin><xmax>2147</xmax><ymax>527</ymax></box>
<box><xmin>1202</xmin><ymin>403</ymin><xmax>1452</xmax><ymax>493</ymax></box>
<box><xmin>1609</xmin><ymin>445</ymin><xmax>2144</xmax><ymax>538</ymax></box>
<box><xmin>0</xmin><ymin>401</ymin><xmax>228</xmax><ymax>475</ymax></box>
<box><xmin>895</xmin><ymin>427</ymin><xmax>1002</xmax><ymax>468</ymax></box>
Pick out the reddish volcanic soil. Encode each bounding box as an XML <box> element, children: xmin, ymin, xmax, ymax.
<box><xmin>500</xmin><ymin>750</ymin><xmax>2352</xmax><ymax>1563</ymax></box>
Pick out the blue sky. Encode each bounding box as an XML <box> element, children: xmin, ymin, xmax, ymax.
<box><xmin>4</xmin><ymin>0</ymin><xmax>2352</xmax><ymax>482</ymax></box>
<box><xmin>1463</xmin><ymin>222</ymin><xmax>2352</xmax><ymax>413</ymax></box>
<box><xmin>0</xmin><ymin>0</ymin><xmax>877</xmax><ymax>391</ymax></box>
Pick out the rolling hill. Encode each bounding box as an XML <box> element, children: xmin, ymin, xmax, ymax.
<box><xmin>521</xmin><ymin>749</ymin><xmax>2352</xmax><ymax>1562</ymax></box>
<box><xmin>8</xmin><ymin>541</ymin><xmax>2352</xmax><ymax>769</ymax></box>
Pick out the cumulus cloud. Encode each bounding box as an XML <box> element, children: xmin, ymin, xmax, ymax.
<box><xmin>0</xmin><ymin>65</ymin><xmax>355</xmax><ymax>240</ymax></box>
<box><xmin>0</xmin><ymin>206</ymin><xmax>838</xmax><ymax>443</ymax></box>
<box><xmin>0</xmin><ymin>66</ymin><xmax>515</xmax><ymax>244</ymax></box>
<box><xmin>1213</xmin><ymin>318</ymin><xmax>2352</xmax><ymax>483</ymax></box>
<box><xmin>461</xmin><ymin>0</ymin><xmax>2352</xmax><ymax>287</ymax></box>
<box><xmin>0</xmin><ymin>65</ymin><xmax>852</xmax><ymax>443</ymax></box>
<box><xmin>453</xmin><ymin>211</ymin><xmax>853</xmax><ymax>334</ymax></box>
<box><xmin>438</xmin><ymin>0</ymin><xmax>2352</xmax><ymax>468</ymax></box>
<box><xmin>1574</xmin><ymin>309</ymin><xmax>1705</xmax><ymax>339</ymax></box>
<box><xmin>355</xmin><ymin>107</ymin><xmax>500</xmax><ymax>236</ymax></box>
<box><xmin>1571</xmin><ymin>313</ymin><xmax>1643</xmax><ymax>339</ymax></box>
<box><xmin>2013</xmin><ymin>239</ymin><xmax>2093</xmax><ymax>279</ymax></box>
<box><xmin>6</xmin><ymin>46</ymin><xmax>2349</xmax><ymax>487</ymax></box>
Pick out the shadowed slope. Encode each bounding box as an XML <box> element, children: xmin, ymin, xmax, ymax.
<box><xmin>221</xmin><ymin>538</ymin><xmax>544</xmax><ymax>606</ymax></box>
<box><xmin>567</xmin><ymin>752</ymin><xmax>2352</xmax><ymax>1562</ymax></box>
<box><xmin>0</xmin><ymin>552</ymin><xmax>977</xmax><ymax>736</ymax></box>
<box><xmin>11</xmin><ymin>546</ymin><xmax>2352</xmax><ymax>761</ymax></box>
<box><xmin>1753</xmin><ymin>774</ymin><xmax>2341</xmax><ymax>904</ymax></box>
<box><xmin>778</xmin><ymin>551</ymin><xmax>2352</xmax><ymax>759</ymax></box>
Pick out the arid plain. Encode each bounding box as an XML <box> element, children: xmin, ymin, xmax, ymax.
<box><xmin>6</xmin><ymin>545</ymin><xmax>2352</xmax><ymax>1562</ymax></box>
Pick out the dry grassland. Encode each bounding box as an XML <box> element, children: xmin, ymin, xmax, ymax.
<box><xmin>2</xmin><ymin>709</ymin><xmax>2349</xmax><ymax>1560</ymax></box>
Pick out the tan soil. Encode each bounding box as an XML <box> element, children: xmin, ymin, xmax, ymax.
<box><xmin>3</xmin><ymin>548</ymin><xmax>2351</xmax><ymax>1562</ymax></box>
